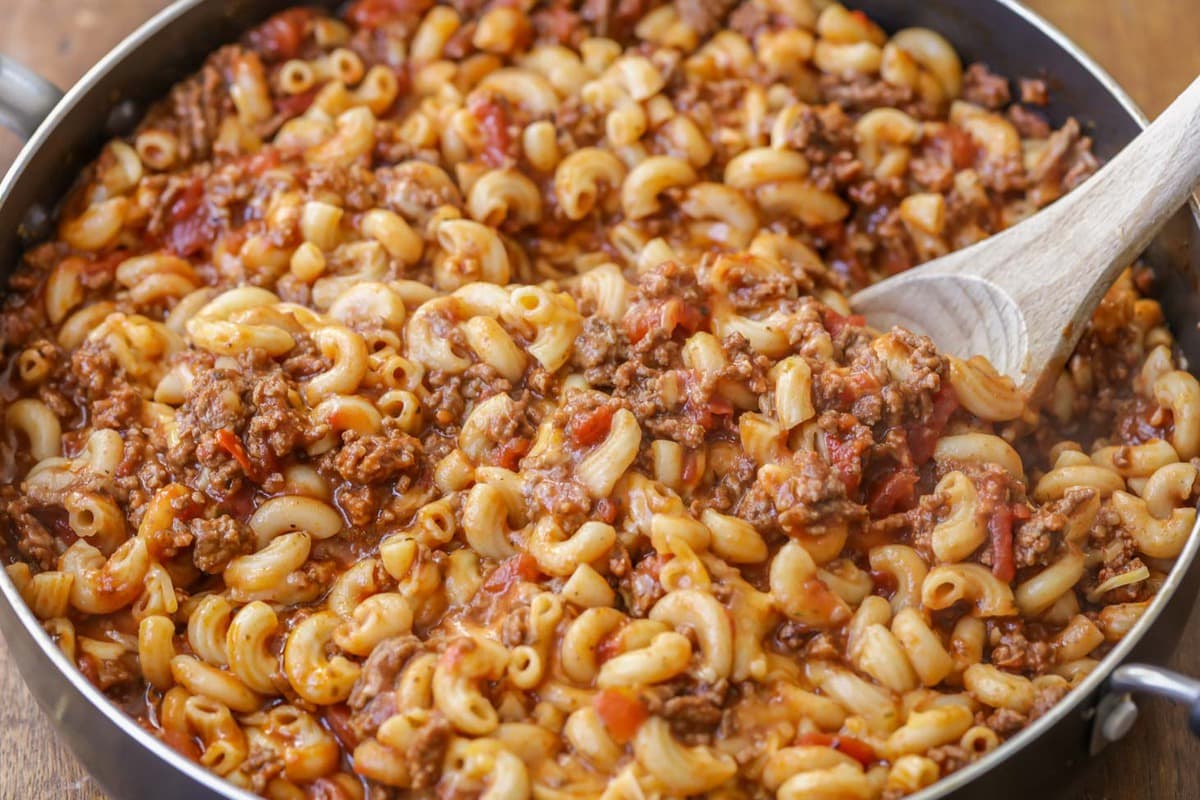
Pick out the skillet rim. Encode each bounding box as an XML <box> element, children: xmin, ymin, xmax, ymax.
<box><xmin>0</xmin><ymin>1</ymin><xmax>1196</xmax><ymax>798</ymax></box>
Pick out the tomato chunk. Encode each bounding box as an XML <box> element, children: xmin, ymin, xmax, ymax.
<box><xmin>907</xmin><ymin>385</ymin><xmax>959</xmax><ymax>464</ymax></box>
<box><xmin>594</xmin><ymin>688</ymin><xmax>648</xmax><ymax>743</ymax></box>
<box><xmin>567</xmin><ymin>404</ymin><xmax>615</xmax><ymax>448</ymax></box>
<box><xmin>794</xmin><ymin>732</ymin><xmax>876</xmax><ymax>767</ymax></box>
<box><xmin>821</xmin><ymin>307</ymin><xmax>866</xmax><ymax>338</ymax></box>
<box><xmin>482</xmin><ymin>553</ymin><xmax>542</xmax><ymax>594</ymax></box>
<box><xmin>164</xmin><ymin>179</ymin><xmax>212</xmax><ymax>258</ymax></box>
<box><xmin>866</xmin><ymin>467</ymin><xmax>919</xmax><ymax>517</ymax></box>
<box><xmin>493</xmin><ymin>436</ymin><xmax>531</xmax><ymax>470</ymax></box>
<box><xmin>988</xmin><ymin>502</ymin><xmax>1016</xmax><ymax>582</ymax></box>
<box><xmin>470</xmin><ymin>96</ymin><xmax>513</xmax><ymax>168</ymax></box>
<box><xmin>346</xmin><ymin>0</ymin><xmax>430</xmax><ymax>28</ymax></box>
<box><xmin>215</xmin><ymin>429</ymin><xmax>254</xmax><ymax>475</ymax></box>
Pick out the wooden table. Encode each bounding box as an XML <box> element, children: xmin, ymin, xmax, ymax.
<box><xmin>1</xmin><ymin>1</ymin><xmax>1198</xmax><ymax>798</ymax></box>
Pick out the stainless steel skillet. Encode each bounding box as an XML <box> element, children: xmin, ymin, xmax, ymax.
<box><xmin>1</xmin><ymin>1</ymin><xmax>1200</xmax><ymax>797</ymax></box>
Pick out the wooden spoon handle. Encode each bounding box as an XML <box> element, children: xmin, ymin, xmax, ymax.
<box><xmin>964</xmin><ymin>74</ymin><xmax>1200</xmax><ymax>398</ymax></box>
<box><xmin>984</xmin><ymin>73</ymin><xmax>1200</xmax><ymax>312</ymax></box>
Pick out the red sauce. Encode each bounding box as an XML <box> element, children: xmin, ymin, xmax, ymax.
<box><xmin>826</xmin><ymin>430</ymin><xmax>869</xmax><ymax>495</ymax></box>
<box><xmin>470</xmin><ymin>96</ymin><xmax>513</xmax><ymax>169</ymax></box>
<box><xmin>907</xmin><ymin>385</ymin><xmax>959</xmax><ymax>464</ymax></box>
<box><xmin>865</xmin><ymin>466</ymin><xmax>919</xmax><ymax>517</ymax></box>
<box><xmin>323</xmin><ymin>703</ymin><xmax>359</xmax><ymax>751</ymax></box>
<box><xmin>164</xmin><ymin>179</ymin><xmax>212</xmax><ymax>258</ymax></box>
<box><xmin>481</xmin><ymin>553</ymin><xmax>542</xmax><ymax>594</ymax></box>
<box><xmin>794</xmin><ymin>732</ymin><xmax>876</xmax><ymax>767</ymax></box>
<box><xmin>493</xmin><ymin>436</ymin><xmax>531</xmax><ymax>470</ymax></box>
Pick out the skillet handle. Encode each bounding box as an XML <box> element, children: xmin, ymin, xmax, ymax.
<box><xmin>0</xmin><ymin>55</ymin><xmax>63</xmax><ymax>140</ymax></box>
<box><xmin>1109</xmin><ymin>663</ymin><xmax>1200</xmax><ymax>736</ymax></box>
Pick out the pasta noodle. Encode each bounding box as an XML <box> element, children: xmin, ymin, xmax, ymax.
<box><xmin>0</xmin><ymin>4</ymin><xmax>1192</xmax><ymax>800</ymax></box>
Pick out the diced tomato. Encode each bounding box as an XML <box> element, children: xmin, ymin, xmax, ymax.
<box><xmin>681</xmin><ymin>450</ymin><xmax>702</xmax><ymax>484</ymax></box>
<box><xmin>540</xmin><ymin>4</ymin><xmax>580</xmax><ymax>44</ymax></box>
<box><xmin>988</xmin><ymin>502</ymin><xmax>1015</xmax><ymax>582</ymax></box>
<box><xmin>821</xmin><ymin>307</ymin><xmax>866</xmax><ymax>338</ymax></box>
<box><xmin>567</xmin><ymin>404</ymin><xmax>615</xmax><ymax>448</ymax></box>
<box><xmin>164</xmin><ymin>179</ymin><xmax>211</xmax><ymax>258</ymax></box>
<box><xmin>594</xmin><ymin>688</ymin><xmax>648</xmax><ymax>743</ymax></box>
<box><xmin>493</xmin><ymin>436</ymin><xmax>531</xmax><ymax>470</ymax></box>
<box><xmin>275</xmin><ymin>87</ymin><xmax>318</xmax><ymax>118</ymax></box>
<box><xmin>661</xmin><ymin>297</ymin><xmax>704</xmax><ymax>336</ymax></box>
<box><xmin>234</xmin><ymin>148</ymin><xmax>281</xmax><ymax>177</ymax></box>
<box><xmin>794</xmin><ymin>732</ymin><xmax>876</xmax><ymax>767</ymax></box>
<box><xmin>215</xmin><ymin>429</ymin><xmax>254</xmax><ymax>475</ymax></box>
<box><xmin>837</xmin><ymin>370</ymin><xmax>881</xmax><ymax>408</ymax></box>
<box><xmin>595</xmin><ymin>632</ymin><xmax>622</xmax><ymax>665</ymax></box>
<box><xmin>249</xmin><ymin>8</ymin><xmax>314</xmax><ymax>61</ymax></box>
<box><xmin>482</xmin><ymin>553</ymin><xmax>542</xmax><ymax>594</ymax></box>
<box><xmin>792</xmin><ymin>578</ymin><xmax>850</xmax><ymax>628</ymax></box>
<box><xmin>346</xmin><ymin>0</ymin><xmax>431</xmax><ymax>28</ymax></box>
<box><xmin>927</xmin><ymin>124</ymin><xmax>976</xmax><ymax>170</ymax></box>
<box><xmin>907</xmin><ymin>385</ymin><xmax>959</xmax><ymax>464</ymax></box>
<box><xmin>323</xmin><ymin>704</ymin><xmax>359</xmax><ymax>751</ymax></box>
<box><xmin>78</xmin><ymin>250</ymin><xmax>128</xmax><ymax>283</ymax></box>
<box><xmin>218</xmin><ymin>485</ymin><xmax>257</xmax><ymax>521</ymax></box>
<box><xmin>624</xmin><ymin>305</ymin><xmax>657</xmax><ymax>344</ymax></box>
<box><xmin>624</xmin><ymin>298</ymin><xmax>707</xmax><ymax>344</ymax></box>
<box><xmin>470</xmin><ymin>96</ymin><xmax>512</xmax><ymax>168</ymax></box>
<box><xmin>826</xmin><ymin>431</ymin><xmax>868</xmax><ymax>495</ymax></box>
<box><xmin>866</xmin><ymin>467</ymin><xmax>919</xmax><ymax>517</ymax></box>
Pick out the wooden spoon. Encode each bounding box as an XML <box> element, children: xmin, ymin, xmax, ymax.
<box><xmin>851</xmin><ymin>75</ymin><xmax>1200</xmax><ymax>401</ymax></box>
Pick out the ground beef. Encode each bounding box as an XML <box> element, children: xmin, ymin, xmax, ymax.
<box><xmin>88</xmin><ymin>383</ymin><xmax>143</xmax><ymax>430</ymax></box>
<box><xmin>737</xmin><ymin>450</ymin><xmax>866</xmax><ymax>536</ymax></box>
<box><xmin>1019</xmin><ymin>77</ymin><xmax>1049</xmax><ymax>106</ymax></box>
<box><xmin>500</xmin><ymin>603</ymin><xmax>530</xmax><ymax>647</ymax></box>
<box><xmin>4</xmin><ymin>498</ymin><xmax>58</xmax><ymax>570</ymax></box>
<box><xmin>819</xmin><ymin>74</ymin><xmax>925</xmax><ymax>116</ymax></box>
<box><xmin>962</xmin><ymin>63</ymin><xmax>1012</xmax><ymax>109</ymax></box>
<box><xmin>1007</xmin><ymin>104</ymin><xmax>1051</xmax><ymax>139</ymax></box>
<box><xmin>579</xmin><ymin>0</ymin><xmax>652</xmax><ymax>39</ymax></box>
<box><xmin>189</xmin><ymin>515</ymin><xmax>256</xmax><ymax>573</ymax></box>
<box><xmin>1030</xmin><ymin>681</ymin><xmax>1070</xmax><ymax>720</ymax></box>
<box><xmin>1013</xmin><ymin>487</ymin><xmax>1096</xmax><ymax>568</ymax></box>
<box><xmin>727</xmin><ymin>0</ymin><xmax>768</xmax><ymax>37</ymax></box>
<box><xmin>326</xmin><ymin>428</ymin><xmax>422</xmax><ymax>485</ymax></box>
<box><xmin>675</xmin><ymin>0</ymin><xmax>738</xmax><ymax>37</ymax></box>
<box><xmin>160</xmin><ymin>46</ymin><xmax>240</xmax><ymax>165</ymax></box>
<box><xmin>243</xmin><ymin>367</ymin><xmax>325</xmax><ymax>467</ymax></box>
<box><xmin>68</xmin><ymin>341</ymin><xmax>123</xmax><ymax>403</ymax></box>
<box><xmin>406</xmin><ymin>714</ymin><xmax>453</xmax><ymax>790</ymax></box>
<box><xmin>644</xmin><ymin>680</ymin><xmax>728</xmax><ymax>743</ymax></box>
<box><xmin>987</xmin><ymin>619</ymin><xmax>1051</xmax><ymax>673</ymax></box>
<box><xmin>927</xmin><ymin>743</ymin><xmax>972</xmax><ymax>774</ymax></box>
<box><xmin>619</xmin><ymin>553</ymin><xmax>667</xmax><ymax>617</ymax></box>
<box><xmin>349</xmin><ymin>635</ymin><xmax>422</xmax><ymax>712</ymax></box>
<box><xmin>983</xmin><ymin>707</ymin><xmax>1027</xmax><ymax>735</ymax></box>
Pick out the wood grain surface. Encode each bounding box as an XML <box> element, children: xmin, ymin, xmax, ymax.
<box><xmin>1</xmin><ymin>2</ymin><xmax>1198</xmax><ymax>799</ymax></box>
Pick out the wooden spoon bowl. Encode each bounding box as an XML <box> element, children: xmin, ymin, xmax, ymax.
<box><xmin>853</xmin><ymin>75</ymin><xmax>1200</xmax><ymax>400</ymax></box>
